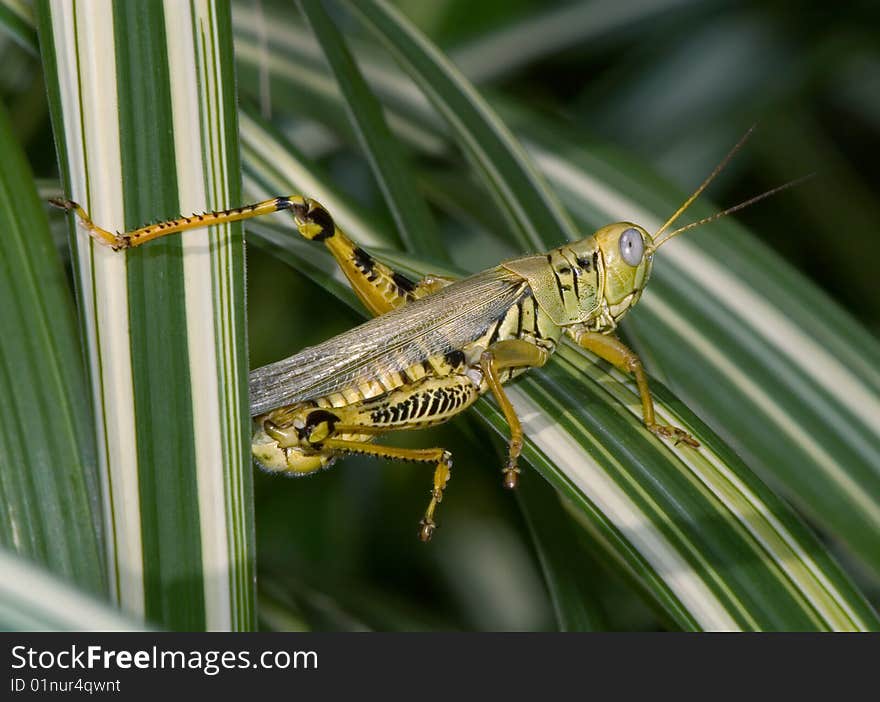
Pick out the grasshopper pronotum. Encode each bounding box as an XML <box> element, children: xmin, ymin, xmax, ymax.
<box><xmin>53</xmin><ymin>128</ymin><xmax>806</xmax><ymax>541</ymax></box>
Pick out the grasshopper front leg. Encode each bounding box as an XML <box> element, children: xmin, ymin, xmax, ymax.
<box><xmin>568</xmin><ymin>328</ymin><xmax>699</xmax><ymax>447</ymax></box>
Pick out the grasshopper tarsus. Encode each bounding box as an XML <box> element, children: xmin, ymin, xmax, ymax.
<box><xmin>48</xmin><ymin>196</ymin><xmax>76</xmax><ymax>211</ymax></box>
<box><xmin>677</xmin><ymin>433</ymin><xmax>700</xmax><ymax>449</ymax></box>
<box><xmin>649</xmin><ymin>423</ymin><xmax>699</xmax><ymax>449</ymax></box>
<box><xmin>418</xmin><ymin>519</ymin><xmax>436</xmax><ymax>543</ymax></box>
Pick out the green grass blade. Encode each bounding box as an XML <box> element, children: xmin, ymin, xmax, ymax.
<box><xmin>0</xmin><ymin>0</ymin><xmax>37</xmax><ymax>54</ymax></box>
<box><xmin>349</xmin><ymin>0</ymin><xmax>577</xmax><ymax>251</ymax></box>
<box><xmin>0</xmin><ymin>549</ymin><xmax>142</xmax><ymax>631</ymax></box>
<box><xmin>240</xmin><ymin>107</ymin><xmax>391</xmax><ymax>248</ymax></box>
<box><xmin>449</xmin><ymin>0</ymin><xmax>706</xmax><ymax>85</ymax></box>
<box><xmin>517</xmin><ymin>478</ymin><xmax>607</xmax><ymax>631</ymax></box>
<box><xmin>298</xmin><ymin>0</ymin><xmax>444</xmax><ymax>260</ymax></box>
<box><xmin>38</xmin><ymin>0</ymin><xmax>253</xmax><ymax>630</ymax></box>
<box><xmin>0</xmin><ymin>100</ymin><xmax>104</xmax><ymax>596</ymax></box>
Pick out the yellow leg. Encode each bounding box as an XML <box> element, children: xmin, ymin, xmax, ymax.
<box><xmin>569</xmin><ymin>330</ymin><xmax>699</xmax><ymax>447</ymax></box>
<box><xmin>259</xmin><ymin>374</ymin><xmax>481</xmax><ymax>542</ymax></box>
<box><xmin>306</xmin><ymin>227</ymin><xmax>453</xmax><ymax>315</ymax></box>
<box><xmin>480</xmin><ymin>339</ymin><xmax>550</xmax><ymax>489</ymax></box>
<box><xmin>50</xmin><ymin>196</ymin><xmax>454</xmax><ymax>316</ymax></box>
<box><xmin>50</xmin><ymin>195</ymin><xmax>312</xmax><ymax>250</ymax></box>
<box><xmin>319</xmin><ymin>236</ymin><xmax>445</xmax><ymax>316</ymax></box>
<box><xmin>321</xmin><ymin>438</ymin><xmax>452</xmax><ymax>542</ymax></box>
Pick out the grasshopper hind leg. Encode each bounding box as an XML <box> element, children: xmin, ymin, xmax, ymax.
<box><xmin>255</xmin><ymin>404</ymin><xmax>456</xmax><ymax>542</ymax></box>
<box><xmin>51</xmin><ymin>195</ymin><xmax>454</xmax><ymax>315</ymax></box>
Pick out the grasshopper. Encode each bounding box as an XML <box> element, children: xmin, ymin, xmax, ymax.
<box><xmin>52</xmin><ymin>128</ymin><xmax>805</xmax><ymax>541</ymax></box>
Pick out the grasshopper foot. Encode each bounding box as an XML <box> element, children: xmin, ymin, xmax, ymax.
<box><xmin>48</xmin><ymin>197</ymin><xmax>77</xmax><ymax>211</ymax></box>
<box><xmin>502</xmin><ymin>462</ymin><xmax>520</xmax><ymax>490</ymax></box>
<box><xmin>418</xmin><ymin>518</ymin><xmax>436</xmax><ymax>543</ymax></box>
<box><xmin>48</xmin><ymin>197</ymin><xmax>129</xmax><ymax>250</ymax></box>
<box><xmin>648</xmin><ymin>423</ymin><xmax>699</xmax><ymax>448</ymax></box>
<box><xmin>419</xmin><ymin>455</ymin><xmax>451</xmax><ymax>543</ymax></box>
<box><xmin>502</xmin><ymin>434</ymin><xmax>522</xmax><ymax>490</ymax></box>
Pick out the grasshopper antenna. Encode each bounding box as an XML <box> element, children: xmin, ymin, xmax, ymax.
<box><xmin>650</xmin><ymin>173</ymin><xmax>816</xmax><ymax>250</ymax></box>
<box><xmin>652</xmin><ymin>124</ymin><xmax>757</xmax><ymax>242</ymax></box>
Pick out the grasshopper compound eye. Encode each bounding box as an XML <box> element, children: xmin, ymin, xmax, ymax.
<box><xmin>619</xmin><ymin>227</ymin><xmax>644</xmax><ymax>266</ymax></box>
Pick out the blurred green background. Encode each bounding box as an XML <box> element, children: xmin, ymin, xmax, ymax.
<box><xmin>2</xmin><ymin>0</ymin><xmax>877</xmax><ymax>630</ymax></box>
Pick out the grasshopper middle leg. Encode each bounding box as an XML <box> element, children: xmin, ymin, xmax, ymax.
<box><xmin>480</xmin><ymin>340</ymin><xmax>550</xmax><ymax>489</ymax></box>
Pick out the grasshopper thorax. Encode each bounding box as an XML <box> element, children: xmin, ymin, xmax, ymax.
<box><xmin>501</xmin><ymin>221</ymin><xmax>653</xmax><ymax>328</ymax></box>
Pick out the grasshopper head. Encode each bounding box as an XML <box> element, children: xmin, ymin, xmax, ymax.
<box><xmin>592</xmin><ymin>222</ymin><xmax>654</xmax><ymax>322</ymax></box>
<box><xmin>577</xmin><ymin>128</ymin><xmax>809</xmax><ymax>327</ymax></box>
